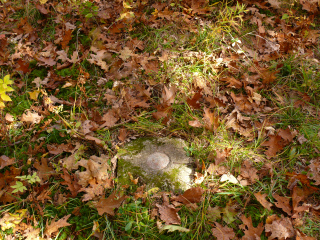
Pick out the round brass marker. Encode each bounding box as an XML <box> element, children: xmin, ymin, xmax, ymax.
<box><xmin>146</xmin><ymin>152</ymin><xmax>170</xmax><ymax>170</ymax></box>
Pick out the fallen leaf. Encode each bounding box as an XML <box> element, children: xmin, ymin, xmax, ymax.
<box><xmin>206</xmin><ymin>206</ymin><xmax>222</xmax><ymax>221</ymax></box>
<box><xmin>34</xmin><ymin>158</ymin><xmax>55</xmax><ymax>183</ymax></box>
<box><xmin>44</xmin><ymin>214</ymin><xmax>71</xmax><ymax>238</ymax></box>
<box><xmin>162</xmin><ymin>85</ymin><xmax>176</xmax><ymax>105</ymax></box>
<box><xmin>203</xmin><ymin>107</ymin><xmax>219</xmax><ymax>132</ymax></box>
<box><xmin>61</xmin><ymin>29</ymin><xmax>72</xmax><ymax>49</ymax></box>
<box><xmin>0</xmin><ymin>209</ymin><xmax>27</xmax><ymax>231</ymax></box>
<box><xmin>118</xmin><ymin>128</ymin><xmax>128</xmax><ymax>142</ymax></box>
<box><xmin>278</xmin><ymin>128</ymin><xmax>294</xmax><ymax>142</ymax></box>
<box><xmin>220</xmin><ymin>173</ymin><xmax>239</xmax><ymax>184</ymax></box>
<box><xmin>28</xmin><ymin>90</ymin><xmax>41</xmax><ymax>101</ymax></box>
<box><xmin>119</xmin><ymin>47</ymin><xmax>134</xmax><ymax>60</ymax></box>
<box><xmin>172</xmin><ymin>187</ymin><xmax>204</xmax><ymax>204</ymax></box>
<box><xmin>0</xmin><ymin>155</ymin><xmax>15</xmax><ymax>169</ymax></box>
<box><xmin>156</xmin><ymin>202</ymin><xmax>181</xmax><ymax>225</ymax></box>
<box><xmin>60</xmin><ymin>168</ymin><xmax>81</xmax><ymax>197</ymax></box>
<box><xmin>267</xmin><ymin>0</ymin><xmax>282</xmax><ymax>8</ymax></box>
<box><xmin>307</xmin><ymin>159</ymin><xmax>320</xmax><ymax>185</ymax></box>
<box><xmin>222</xmin><ymin>201</ymin><xmax>238</xmax><ymax>224</ymax></box>
<box><xmin>238</xmin><ymin>160</ymin><xmax>259</xmax><ymax>185</ymax></box>
<box><xmin>215</xmin><ymin>148</ymin><xmax>231</xmax><ymax>165</ymax></box>
<box><xmin>21</xmin><ymin>111</ymin><xmax>43</xmax><ymax>125</ymax></box>
<box><xmin>273</xmin><ymin>193</ymin><xmax>292</xmax><ymax>216</ymax></box>
<box><xmin>96</xmin><ymin>191</ymin><xmax>127</xmax><ymax>216</ymax></box>
<box><xmin>254</xmin><ymin>192</ymin><xmax>273</xmax><ymax>211</ymax></box>
<box><xmin>265</xmin><ymin>216</ymin><xmax>295</xmax><ymax>239</ymax></box>
<box><xmin>261</xmin><ymin>134</ymin><xmax>286</xmax><ymax>158</ymax></box>
<box><xmin>188</xmin><ymin>118</ymin><xmax>202</xmax><ymax>128</ymax></box>
<box><xmin>240</xmin><ymin>214</ymin><xmax>264</xmax><ymax>240</ymax></box>
<box><xmin>159</xmin><ymin>225</ymin><xmax>190</xmax><ymax>233</ymax></box>
<box><xmin>211</xmin><ymin>222</ymin><xmax>235</xmax><ymax>240</ymax></box>
<box><xmin>187</xmin><ymin>91</ymin><xmax>202</xmax><ymax>109</ymax></box>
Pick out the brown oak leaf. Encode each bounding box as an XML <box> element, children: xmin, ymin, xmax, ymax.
<box><xmin>265</xmin><ymin>216</ymin><xmax>295</xmax><ymax>240</ymax></box>
<box><xmin>273</xmin><ymin>193</ymin><xmax>292</xmax><ymax>216</ymax></box>
<box><xmin>96</xmin><ymin>191</ymin><xmax>127</xmax><ymax>216</ymax></box>
<box><xmin>60</xmin><ymin>168</ymin><xmax>81</xmax><ymax>198</ymax></box>
<box><xmin>307</xmin><ymin>159</ymin><xmax>320</xmax><ymax>185</ymax></box>
<box><xmin>254</xmin><ymin>192</ymin><xmax>273</xmax><ymax>210</ymax></box>
<box><xmin>278</xmin><ymin>128</ymin><xmax>294</xmax><ymax>142</ymax></box>
<box><xmin>172</xmin><ymin>187</ymin><xmax>204</xmax><ymax>204</ymax></box>
<box><xmin>44</xmin><ymin>214</ymin><xmax>71</xmax><ymax>238</ymax></box>
<box><xmin>0</xmin><ymin>155</ymin><xmax>15</xmax><ymax>169</ymax></box>
<box><xmin>156</xmin><ymin>203</ymin><xmax>181</xmax><ymax>225</ymax></box>
<box><xmin>34</xmin><ymin>158</ymin><xmax>55</xmax><ymax>183</ymax></box>
<box><xmin>261</xmin><ymin>135</ymin><xmax>286</xmax><ymax>158</ymax></box>
<box><xmin>211</xmin><ymin>222</ymin><xmax>235</xmax><ymax>240</ymax></box>
<box><xmin>240</xmin><ymin>214</ymin><xmax>264</xmax><ymax>240</ymax></box>
<box><xmin>203</xmin><ymin>107</ymin><xmax>219</xmax><ymax>132</ymax></box>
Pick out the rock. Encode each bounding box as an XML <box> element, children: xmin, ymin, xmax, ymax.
<box><xmin>117</xmin><ymin>137</ymin><xmax>193</xmax><ymax>191</ymax></box>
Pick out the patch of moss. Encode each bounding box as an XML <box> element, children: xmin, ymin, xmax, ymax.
<box><xmin>117</xmin><ymin>159</ymin><xmax>182</xmax><ymax>191</ymax></box>
<box><xmin>56</xmin><ymin>67</ymin><xmax>79</xmax><ymax>79</ymax></box>
<box><xmin>125</xmin><ymin>137</ymin><xmax>165</xmax><ymax>155</ymax></box>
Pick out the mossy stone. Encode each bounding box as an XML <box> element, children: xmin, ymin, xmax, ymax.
<box><xmin>117</xmin><ymin>137</ymin><xmax>193</xmax><ymax>191</ymax></box>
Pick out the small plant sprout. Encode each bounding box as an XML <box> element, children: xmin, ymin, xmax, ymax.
<box><xmin>16</xmin><ymin>172</ymin><xmax>41</xmax><ymax>184</ymax></box>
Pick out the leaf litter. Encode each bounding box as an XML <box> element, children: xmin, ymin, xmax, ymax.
<box><xmin>0</xmin><ymin>0</ymin><xmax>319</xmax><ymax>239</ymax></box>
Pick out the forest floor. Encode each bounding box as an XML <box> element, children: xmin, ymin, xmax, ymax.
<box><xmin>0</xmin><ymin>0</ymin><xmax>320</xmax><ymax>239</ymax></box>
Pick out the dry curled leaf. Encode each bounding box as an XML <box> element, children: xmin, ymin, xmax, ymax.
<box><xmin>211</xmin><ymin>222</ymin><xmax>235</xmax><ymax>240</ymax></box>
<box><xmin>172</xmin><ymin>187</ymin><xmax>204</xmax><ymax>204</ymax></box>
<box><xmin>96</xmin><ymin>191</ymin><xmax>127</xmax><ymax>216</ymax></box>
<box><xmin>240</xmin><ymin>214</ymin><xmax>264</xmax><ymax>240</ymax></box>
<box><xmin>265</xmin><ymin>215</ymin><xmax>295</xmax><ymax>240</ymax></box>
<box><xmin>45</xmin><ymin>214</ymin><xmax>71</xmax><ymax>238</ymax></box>
<box><xmin>273</xmin><ymin>193</ymin><xmax>292</xmax><ymax>216</ymax></box>
<box><xmin>254</xmin><ymin>192</ymin><xmax>273</xmax><ymax>211</ymax></box>
<box><xmin>156</xmin><ymin>203</ymin><xmax>181</xmax><ymax>225</ymax></box>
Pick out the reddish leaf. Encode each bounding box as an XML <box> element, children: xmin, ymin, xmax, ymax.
<box><xmin>61</xmin><ymin>29</ymin><xmax>72</xmax><ymax>49</ymax></box>
<box><xmin>261</xmin><ymin>135</ymin><xmax>286</xmax><ymax>158</ymax></box>
<box><xmin>172</xmin><ymin>187</ymin><xmax>204</xmax><ymax>204</ymax></box>
<box><xmin>203</xmin><ymin>107</ymin><xmax>219</xmax><ymax>132</ymax></box>
<box><xmin>16</xmin><ymin>59</ymin><xmax>30</xmax><ymax>74</ymax></box>
<box><xmin>187</xmin><ymin>91</ymin><xmax>202</xmax><ymax>109</ymax></box>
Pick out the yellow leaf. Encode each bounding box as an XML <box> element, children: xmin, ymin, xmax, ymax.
<box><xmin>0</xmin><ymin>209</ymin><xmax>27</xmax><ymax>231</ymax></box>
<box><xmin>3</xmin><ymin>75</ymin><xmax>13</xmax><ymax>85</ymax></box>
<box><xmin>123</xmin><ymin>1</ymin><xmax>132</xmax><ymax>8</ymax></box>
<box><xmin>117</xmin><ymin>11</ymin><xmax>135</xmax><ymax>21</ymax></box>
<box><xmin>29</xmin><ymin>90</ymin><xmax>41</xmax><ymax>101</ymax></box>
<box><xmin>39</xmin><ymin>0</ymin><xmax>48</xmax><ymax>4</ymax></box>
<box><xmin>1</xmin><ymin>93</ymin><xmax>12</xmax><ymax>102</ymax></box>
<box><xmin>0</xmin><ymin>101</ymin><xmax>5</xmax><ymax>108</ymax></box>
